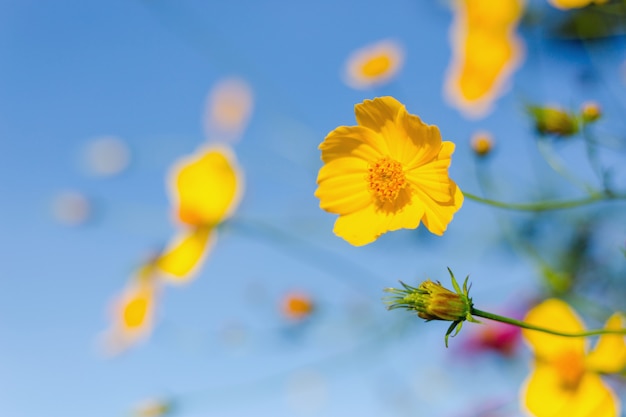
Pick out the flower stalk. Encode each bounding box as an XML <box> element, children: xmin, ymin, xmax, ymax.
<box><xmin>385</xmin><ymin>268</ymin><xmax>626</xmax><ymax>347</ymax></box>
<box><xmin>462</xmin><ymin>190</ymin><xmax>626</xmax><ymax>212</ymax></box>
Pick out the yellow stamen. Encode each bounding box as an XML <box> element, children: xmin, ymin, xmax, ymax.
<box><xmin>367</xmin><ymin>157</ymin><xmax>407</xmax><ymax>202</ymax></box>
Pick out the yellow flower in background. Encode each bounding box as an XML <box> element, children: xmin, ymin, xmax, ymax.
<box><xmin>203</xmin><ymin>77</ymin><xmax>254</xmax><ymax>142</ymax></box>
<box><xmin>470</xmin><ymin>131</ymin><xmax>494</xmax><ymax>157</ymax></box>
<box><xmin>343</xmin><ymin>40</ymin><xmax>404</xmax><ymax>89</ymax></box>
<box><xmin>102</xmin><ymin>264</ymin><xmax>159</xmax><ymax>354</ymax></box>
<box><xmin>157</xmin><ymin>146</ymin><xmax>243</xmax><ymax>282</ymax></box>
<box><xmin>522</xmin><ymin>299</ymin><xmax>626</xmax><ymax>417</ymax></box>
<box><xmin>548</xmin><ymin>0</ymin><xmax>608</xmax><ymax>9</ymax></box>
<box><xmin>445</xmin><ymin>0</ymin><xmax>525</xmax><ymax>118</ymax></box>
<box><xmin>315</xmin><ymin>97</ymin><xmax>463</xmax><ymax>246</ymax></box>
<box><xmin>132</xmin><ymin>398</ymin><xmax>174</xmax><ymax>417</ymax></box>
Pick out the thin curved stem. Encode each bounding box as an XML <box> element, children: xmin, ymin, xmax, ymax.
<box><xmin>536</xmin><ymin>136</ymin><xmax>596</xmax><ymax>194</ymax></box>
<box><xmin>472</xmin><ymin>308</ymin><xmax>626</xmax><ymax>337</ymax></box>
<box><xmin>462</xmin><ymin>191</ymin><xmax>626</xmax><ymax>211</ymax></box>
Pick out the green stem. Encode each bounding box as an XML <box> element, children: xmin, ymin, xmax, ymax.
<box><xmin>472</xmin><ymin>308</ymin><xmax>626</xmax><ymax>337</ymax></box>
<box><xmin>462</xmin><ymin>191</ymin><xmax>625</xmax><ymax>211</ymax></box>
<box><xmin>536</xmin><ymin>135</ymin><xmax>595</xmax><ymax>194</ymax></box>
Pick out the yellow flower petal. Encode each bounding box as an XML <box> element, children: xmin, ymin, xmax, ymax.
<box><xmin>406</xmin><ymin>142</ymin><xmax>455</xmax><ymax>203</ymax></box>
<box><xmin>157</xmin><ymin>226</ymin><xmax>215</xmax><ymax>282</ymax></box>
<box><xmin>354</xmin><ymin>97</ymin><xmax>406</xmax><ymax>146</ymax></box>
<box><xmin>102</xmin><ymin>270</ymin><xmax>159</xmax><ymax>355</ymax></box>
<box><xmin>333</xmin><ymin>188</ymin><xmax>424</xmax><ymax>246</ymax></box>
<box><xmin>319</xmin><ymin>125</ymin><xmax>387</xmax><ymax>163</ymax></box>
<box><xmin>169</xmin><ymin>146</ymin><xmax>243</xmax><ymax>226</ymax></box>
<box><xmin>522</xmin><ymin>362</ymin><xmax>571</xmax><ymax>416</ymax></box>
<box><xmin>522</xmin><ymin>363</ymin><xmax>618</xmax><ymax>417</ymax></box>
<box><xmin>397</xmin><ymin>110</ymin><xmax>443</xmax><ymax>167</ymax></box>
<box><xmin>465</xmin><ymin>0</ymin><xmax>524</xmax><ymax>27</ymax></box>
<box><xmin>445</xmin><ymin>0</ymin><xmax>525</xmax><ymax>118</ymax></box>
<box><xmin>418</xmin><ymin>181</ymin><xmax>463</xmax><ymax>235</ymax></box>
<box><xmin>315</xmin><ymin>158</ymin><xmax>371</xmax><ymax>215</ymax></box>
<box><xmin>459</xmin><ymin>35</ymin><xmax>515</xmax><ymax>97</ymax></box>
<box><xmin>522</xmin><ymin>299</ymin><xmax>586</xmax><ymax>361</ymax></box>
<box><xmin>586</xmin><ymin>314</ymin><xmax>626</xmax><ymax>373</ymax></box>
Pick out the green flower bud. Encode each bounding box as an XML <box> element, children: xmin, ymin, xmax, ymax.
<box><xmin>527</xmin><ymin>105</ymin><xmax>579</xmax><ymax>137</ymax></box>
<box><xmin>580</xmin><ymin>101</ymin><xmax>602</xmax><ymax>123</ymax></box>
<box><xmin>413</xmin><ymin>280</ymin><xmax>471</xmax><ymax>321</ymax></box>
<box><xmin>385</xmin><ymin>268</ymin><xmax>480</xmax><ymax>346</ymax></box>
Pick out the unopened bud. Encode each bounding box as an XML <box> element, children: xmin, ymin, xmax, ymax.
<box><xmin>470</xmin><ymin>132</ymin><xmax>494</xmax><ymax>157</ymax></box>
<box><xmin>385</xmin><ymin>269</ymin><xmax>479</xmax><ymax>346</ymax></box>
<box><xmin>581</xmin><ymin>101</ymin><xmax>602</xmax><ymax>123</ymax></box>
<box><xmin>528</xmin><ymin>105</ymin><xmax>579</xmax><ymax>137</ymax></box>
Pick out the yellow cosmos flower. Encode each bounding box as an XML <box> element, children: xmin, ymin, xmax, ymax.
<box><xmin>343</xmin><ymin>40</ymin><xmax>404</xmax><ymax>90</ymax></box>
<box><xmin>157</xmin><ymin>146</ymin><xmax>243</xmax><ymax>282</ymax></box>
<box><xmin>315</xmin><ymin>96</ymin><xmax>463</xmax><ymax>246</ymax></box>
<box><xmin>548</xmin><ymin>0</ymin><xmax>608</xmax><ymax>9</ymax></box>
<box><xmin>445</xmin><ymin>0</ymin><xmax>525</xmax><ymax>118</ymax></box>
<box><xmin>521</xmin><ymin>299</ymin><xmax>626</xmax><ymax>417</ymax></box>
<box><xmin>102</xmin><ymin>264</ymin><xmax>159</xmax><ymax>354</ymax></box>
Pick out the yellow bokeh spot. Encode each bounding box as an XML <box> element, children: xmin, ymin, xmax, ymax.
<box><xmin>360</xmin><ymin>54</ymin><xmax>393</xmax><ymax>78</ymax></box>
<box><xmin>205</xmin><ymin>77</ymin><xmax>254</xmax><ymax>141</ymax></box>
<box><xmin>344</xmin><ymin>40</ymin><xmax>404</xmax><ymax>89</ymax></box>
<box><xmin>466</xmin><ymin>0</ymin><xmax>524</xmax><ymax>27</ymax></box>
<box><xmin>445</xmin><ymin>0</ymin><xmax>524</xmax><ymax>118</ymax></box>
<box><xmin>157</xmin><ymin>226</ymin><xmax>214</xmax><ymax>282</ymax></box>
<box><xmin>123</xmin><ymin>295</ymin><xmax>150</xmax><ymax>330</ymax></box>
<box><xmin>282</xmin><ymin>292</ymin><xmax>314</xmax><ymax>320</ymax></box>
<box><xmin>470</xmin><ymin>132</ymin><xmax>493</xmax><ymax>156</ymax></box>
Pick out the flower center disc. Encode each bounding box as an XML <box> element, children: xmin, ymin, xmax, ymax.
<box><xmin>553</xmin><ymin>349</ymin><xmax>585</xmax><ymax>391</ymax></box>
<box><xmin>367</xmin><ymin>157</ymin><xmax>407</xmax><ymax>202</ymax></box>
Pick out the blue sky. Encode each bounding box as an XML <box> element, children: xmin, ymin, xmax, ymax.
<box><xmin>2</xmin><ymin>1</ymin><xmax>626</xmax><ymax>416</ymax></box>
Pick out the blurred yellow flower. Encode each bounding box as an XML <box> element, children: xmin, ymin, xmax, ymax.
<box><xmin>315</xmin><ymin>97</ymin><xmax>463</xmax><ymax>246</ymax></box>
<box><xmin>470</xmin><ymin>131</ymin><xmax>494</xmax><ymax>156</ymax></box>
<box><xmin>343</xmin><ymin>40</ymin><xmax>404</xmax><ymax>89</ymax></box>
<box><xmin>445</xmin><ymin>0</ymin><xmax>525</xmax><ymax>118</ymax></box>
<box><xmin>203</xmin><ymin>77</ymin><xmax>254</xmax><ymax>142</ymax></box>
<box><xmin>522</xmin><ymin>299</ymin><xmax>626</xmax><ymax>417</ymax></box>
<box><xmin>132</xmin><ymin>398</ymin><xmax>174</xmax><ymax>417</ymax></box>
<box><xmin>103</xmin><ymin>264</ymin><xmax>159</xmax><ymax>354</ymax></box>
<box><xmin>548</xmin><ymin>0</ymin><xmax>608</xmax><ymax>9</ymax></box>
<box><xmin>157</xmin><ymin>146</ymin><xmax>243</xmax><ymax>282</ymax></box>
